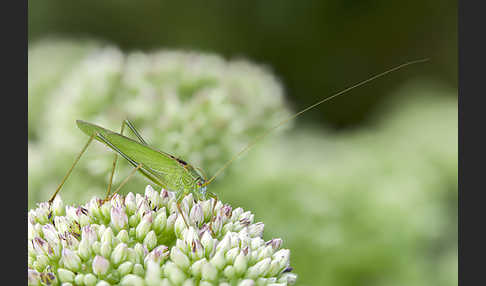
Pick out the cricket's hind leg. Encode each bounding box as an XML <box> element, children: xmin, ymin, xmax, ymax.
<box><xmin>48</xmin><ymin>134</ymin><xmax>96</xmax><ymax>205</ymax></box>
<box><xmin>104</xmin><ymin>119</ymin><xmax>149</xmax><ymax>201</ymax></box>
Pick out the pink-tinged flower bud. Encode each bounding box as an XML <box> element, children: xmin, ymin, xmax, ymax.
<box><xmin>81</xmin><ymin>225</ymin><xmax>97</xmax><ymax>244</ymax></box>
<box><xmin>62</xmin><ymin>248</ymin><xmax>81</xmax><ymax>271</ymax></box>
<box><xmin>190</xmin><ymin>203</ymin><xmax>204</xmax><ymax>227</ymax></box>
<box><xmin>32</xmin><ymin>237</ymin><xmax>52</xmax><ymax>256</ymax></box>
<box><xmin>220</xmin><ymin>205</ymin><xmax>232</xmax><ymax>219</ymax></box>
<box><xmin>28</xmin><ymin>268</ymin><xmax>41</xmax><ymax>286</ymax></box>
<box><xmin>92</xmin><ymin>255</ymin><xmax>110</xmax><ymax>275</ymax></box>
<box><xmin>110</xmin><ymin>193</ymin><xmax>124</xmax><ymax>208</ymax></box>
<box><xmin>42</xmin><ymin>224</ymin><xmax>59</xmax><ymax>246</ymax></box>
<box><xmin>136</xmin><ymin>198</ymin><xmax>151</xmax><ymax>219</ymax></box>
<box><xmin>212</xmin><ymin>215</ymin><xmax>223</xmax><ymax>234</ymax></box>
<box><xmin>110</xmin><ymin>206</ymin><xmax>128</xmax><ymax>230</ymax></box>
<box><xmin>144</xmin><ymin>245</ymin><xmax>169</xmax><ymax>266</ymax></box>
<box><xmin>266</xmin><ymin>238</ymin><xmax>283</xmax><ymax>250</ymax></box>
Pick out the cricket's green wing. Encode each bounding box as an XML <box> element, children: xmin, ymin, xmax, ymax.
<box><xmin>76</xmin><ymin>120</ymin><xmax>183</xmax><ymax>187</ymax></box>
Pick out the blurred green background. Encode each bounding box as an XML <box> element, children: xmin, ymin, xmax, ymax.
<box><xmin>28</xmin><ymin>1</ymin><xmax>457</xmax><ymax>286</ymax></box>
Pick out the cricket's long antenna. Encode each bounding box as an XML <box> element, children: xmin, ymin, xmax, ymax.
<box><xmin>202</xmin><ymin>58</ymin><xmax>430</xmax><ymax>187</ymax></box>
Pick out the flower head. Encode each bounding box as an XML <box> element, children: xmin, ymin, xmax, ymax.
<box><xmin>28</xmin><ymin>186</ymin><xmax>297</xmax><ymax>285</ymax></box>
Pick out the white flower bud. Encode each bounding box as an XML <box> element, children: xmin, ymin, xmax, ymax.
<box><xmin>248</xmin><ymin>222</ymin><xmax>264</xmax><ymax>237</ymax></box>
<box><xmin>210</xmin><ymin>249</ymin><xmax>226</xmax><ymax>270</ymax></box>
<box><xmin>145</xmin><ymin>260</ymin><xmax>162</xmax><ymax>286</ymax></box>
<box><xmin>171</xmin><ymin>247</ymin><xmax>190</xmax><ymax>270</ymax></box>
<box><xmin>100</xmin><ymin>241</ymin><xmax>112</xmax><ymax>258</ymax></box>
<box><xmin>223</xmin><ymin>265</ymin><xmax>236</xmax><ymax>279</ymax></box>
<box><xmin>100</xmin><ymin>201</ymin><xmax>112</xmax><ymax>219</ymax></box>
<box><xmin>62</xmin><ymin>249</ymin><xmax>81</xmax><ymax>271</ymax></box>
<box><xmin>92</xmin><ymin>255</ymin><xmax>110</xmax><ymax>275</ymax></box>
<box><xmin>124</xmin><ymin>193</ymin><xmax>137</xmax><ymax>214</ymax></box>
<box><xmin>273</xmin><ymin>249</ymin><xmax>290</xmax><ymax>270</ymax></box>
<box><xmin>166</xmin><ymin>212</ymin><xmax>177</xmax><ymax>230</ymax></box>
<box><xmin>136</xmin><ymin>212</ymin><xmax>153</xmax><ymax>240</ymax></box>
<box><xmin>234</xmin><ymin>252</ymin><xmax>248</xmax><ymax>275</ymax></box>
<box><xmin>101</xmin><ymin>227</ymin><xmax>114</xmax><ymax>245</ymax></box>
<box><xmin>190</xmin><ymin>258</ymin><xmax>206</xmax><ymax>277</ymax></box>
<box><xmin>246</xmin><ymin>257</ymin><xmax>271</xmax><ymax>278</ymax></box>
<box><xmin>174</xmin><ymin>214</ymin><xmax>188</xmax><ymax>236</ymax></box>
<box><xmin>164</xmin><ymin>262</ymin><xmax>186</xmax><ymax>285</ymax></box>
<box><xmin>201</xmin><ymin>261</ymin><xmax>218</xmax><ymax>282</ymax></box>
<box><xmin>278</xmin><ymin>273</ymin><xmax>298</xmax><ymax>285</ymax></box>
<box><xmin>57</xmin><ymin>268</ymin><xmax>75</xmax><ymax>283</ymax></box>
<box><xmin>120</xmin><ymin>274</ymin><xmax>144</xmax><ymax>286</ymax></box>
<box><xmin>225</xmin><ymin>247</ymin><xmax>240</xmax><ymax>264</ymax></box>
<box><xmin>111</xmin><ymin>243</ymin><xmax>128</xmax><ymax>265</ymax></box>
<box><xmin>52</xmin><ymin>195</ymin><xmax>64</xmax><ymax>216</ymax></box>
<box><xmin>84</xmin><ymin>273</ymin><xmax>97</xmax><ymax>286</ymax></box>
<box><xmin>96</xmin><ymin>281</ymin><xmax>110</xmax><ymax>286</ymax></box>
<box><xmin>117</xmin><ymin>261</ymin><xmax>133</xmax><ymax>276</ymax></box>
<box><xmin>143</xmin><ymin>230</ymin><xmax>158</xmax><ymax>250</ymax></box>
<box><xmin>238</xmin><ymin>279</ymin><xmax>255</xmax><ymax>286</ymax></box>
<box><xmin>145</xmin><ymin>185</ymin><xmax>161</xmax><ymax>209</ymax></box>
<box><xmin>153</xmin><ymin>208</ymin><xmax>167</xmax><ymax>233</ymax></box>
<box><xmin>116</xmin><ymin>229</ymin><xmax>129</xmax><ymax>243</ymax></box>
<box><xmin>78</xmin><ymin>239</ymin><xmax>91</xmax><ymax>260</ymax></box>
<box><xmin>201</xmin><ymin>231</ymin><xmax>214</xmax><ymax>256</ymax></box>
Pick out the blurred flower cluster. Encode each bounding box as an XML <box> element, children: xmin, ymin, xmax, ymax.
<box><xmin>28</xmin><ymin>38</ymin><xmax>290</xmax><ymax>207</ymax></box>
<box><xmin>213</xmin><ymin>79</ymin><xmax>457</xmax><ymax>286</ymax></box>
<box><xmin>28</xmin><ymin>186</ymin><xmax>297</xmax><ymax>285</ymax></box>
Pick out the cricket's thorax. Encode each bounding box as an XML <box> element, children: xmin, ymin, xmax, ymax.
<box><xmin>163</xmin><ymin>160</ymin><xmax>207</xmax><ymax>199</ymax></box>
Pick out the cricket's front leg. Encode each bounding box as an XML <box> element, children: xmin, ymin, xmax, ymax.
<box><xmin>175</xmin><ymin>190</ymin><xmax>190</xmax><ymax>228</ymax></box>
<box><xmin>206</xmin><ymin>191</ymin><xmax>219</xmax><ymax>235</ymax></box>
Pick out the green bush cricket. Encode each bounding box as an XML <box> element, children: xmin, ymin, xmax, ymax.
<box><xmin>47</xmin><ymin>58</ymin><xmax>429</xmax><ymax>227</ymax></box>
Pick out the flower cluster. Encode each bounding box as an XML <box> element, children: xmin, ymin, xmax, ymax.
<box><xmin>28</xmin><ymin>186</ymin><xmax>297</xmax><ymax>285</ymax></box>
